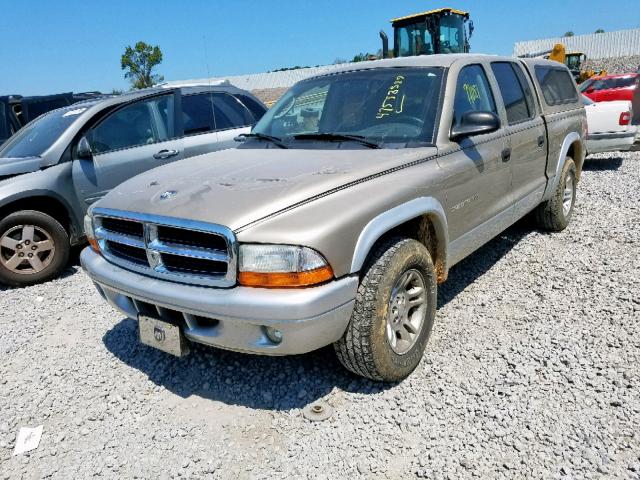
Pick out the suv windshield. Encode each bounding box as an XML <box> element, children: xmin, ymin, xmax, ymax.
<box><xmin>251</xmin><ymin>67</ymin><xmax>444</xmax><ymax>147</ymax></box>
<box><xmin>0</xmin><ymin>104</ymin><xmax>88</xmax><ymax>158</ymax></box>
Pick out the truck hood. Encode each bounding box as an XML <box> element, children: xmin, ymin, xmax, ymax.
<box><xmin>0</xmin><ymin>156</ymin><xmax>43</xmax><ymax>177</ymax></box>
<box><xmin>99</xmin><ymin>146</ymin><xmax>438</xmax><ymax>231</ymax></box>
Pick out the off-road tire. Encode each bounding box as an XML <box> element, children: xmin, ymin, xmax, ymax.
<box><xmin>535</xmin><ymin>157</ymin><xmax>577</xmax><ymax>231</ymax></box>
<box><xmin>0</xmin><ymin>210</ymin><xmax>70</xmax><ymax>287</ymax></box>
<box><xmin>334</xmin><ymin>237</ymin><xmax>437</xmax><ymax>382</ymax></box>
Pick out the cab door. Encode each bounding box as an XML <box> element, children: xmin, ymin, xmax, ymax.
<box><xmin>439</xmin><ymin>64</ymin><xmax>513</xmax><ymax>261</ymax></box>
<box><xmin>490</xmin><ymin>61</ymin><xmax>547</xmax><ymax>220</ymax></box>
<box><xmin>72</xmin><ymin>92</ymin><xmax>183</xmax><ymax>206</ymax></box>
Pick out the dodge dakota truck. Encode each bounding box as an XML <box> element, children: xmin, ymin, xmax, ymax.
<box><xmin>82</xmin><ymin>54</ymin><xmax>586</xmax><ymax>381</ymax></box>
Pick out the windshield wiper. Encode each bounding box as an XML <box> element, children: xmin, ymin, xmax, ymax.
<box><xmin>235</xmin><ymin>132</ymin><xmax>288</xmax><ymax>149</ymax></box>
<box><xmin>293</xmin><ymin>133</ymin><xmax>381</xmax><ymax>149</ymax></box>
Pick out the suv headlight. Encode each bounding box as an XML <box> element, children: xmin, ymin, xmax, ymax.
<box><xmin>83</xmin><ymin>214</ymin><xmax>100</xmax><ymax>253</ymax></box>
<box><xmin>238</xmin><ymin>244</ymin><xmax>333</xmax><ymax>288</ymax></box>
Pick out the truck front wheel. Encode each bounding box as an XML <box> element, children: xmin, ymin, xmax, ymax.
<box><xmin>334</xmin><ymin>237</ymin><xmax>437</xmax><ymax>382</ymax></box>
<box><xmin>0</xmin><ymin>210</ymin><xmax>70</xmax><ymax>287</ymax></box>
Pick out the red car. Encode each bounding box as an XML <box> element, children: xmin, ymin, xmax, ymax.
<box><xmin>581</xmin><ymin>73</ymin><xmax>640</xmax><ymax>124</ymax></box>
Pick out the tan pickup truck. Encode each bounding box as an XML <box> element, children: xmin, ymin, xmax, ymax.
<box><xmin>82</xmin><ymin>54</ymin><xmax>587</xmax><ymax>381</ymax></box>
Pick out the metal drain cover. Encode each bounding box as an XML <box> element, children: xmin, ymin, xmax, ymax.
<box><xmin>302</xmin><ymin>401</ymin><xmax>333</xmax><ymax>421</ymax></box>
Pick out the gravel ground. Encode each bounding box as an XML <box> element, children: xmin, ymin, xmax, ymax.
<box><xmin>1</xmin><ymin>151</ymin><xmax>639</xmax><ymax>479</ymax></box>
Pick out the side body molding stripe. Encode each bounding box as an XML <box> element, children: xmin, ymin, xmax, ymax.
<box><xmin>350</xmin><ymin>197</ymin><xmax>448</xmax><ymax>274</ymax></box>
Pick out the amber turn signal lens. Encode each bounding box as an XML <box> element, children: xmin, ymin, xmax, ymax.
<box><xmin>238</xmin><ymin>265</ymin><xmax>334</xmax><ymax>288</ymax></box>
<box><xmin>88</xmin><ymin>237</ymin><xmax>100</xmax><ymax>253</ymax></box>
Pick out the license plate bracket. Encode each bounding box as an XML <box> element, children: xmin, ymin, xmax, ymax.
<box><xmin>138</xmin><ymin>315</ymin><xmax>190</xmax><ymax>357</ymax></box>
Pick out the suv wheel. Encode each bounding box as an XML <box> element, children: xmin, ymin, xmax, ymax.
<box><xmin>334</xmin><ymin>237</ymin><xmax>437</xmax><ymax>382</ymax></box>
<box><xmin>535</xmin><ymin>157</ymin><xmax>577</xmax><ymax>231</ymax></box>
<box><xmin>0</xmin><ymin>210</ymin><xmax>70</xmax><ymax>287</ymax></box>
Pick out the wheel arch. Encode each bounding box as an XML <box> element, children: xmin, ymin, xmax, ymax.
<box><xmin>0</xmin><ymin>192</ymin><xmax>79</xmax><ymax>241</ymax></box>
<box><xmin>350</xmin><ymin>197</ymin><xmax>449</xmax><ymax>283</ymax></box>
<box><xmin>556</xmin><ymin>132</ymin><xmax>585</xmax><ymax>183</ymax></box>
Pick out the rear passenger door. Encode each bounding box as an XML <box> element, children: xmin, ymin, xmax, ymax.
<box><xmin>490</xmin><ymin>61</ymin><xmax>547</xmax><ymax>218</ymax></box>
<box><xmin>72</xmin><ymin>93</ymin><xmax>183</xmax><ymax>206</ymax></box>
<box><xmin>180</xmin><ymin>92</ymin><xmax>258</xmax><ymax>158</ymax></box>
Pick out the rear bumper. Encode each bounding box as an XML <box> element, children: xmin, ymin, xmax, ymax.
<box><xmin>81</xmin><ymin>248</ymin><xmax>357</xmax><ymax>355</ymax></box>
<box><xmin>586</xmin><ymin>128</ymin><xmax>637</xmax><ymax>154</ymax></box>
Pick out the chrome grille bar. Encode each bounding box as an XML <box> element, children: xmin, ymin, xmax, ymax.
<box><xmin>92</xmin><ymin>207</ymin><xmax>237</xmax><ymax>288</ymax></box>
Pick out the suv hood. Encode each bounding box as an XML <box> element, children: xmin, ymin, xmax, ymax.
<box><xmin>0</xmin><ymin>156</ymin><xmax>43</xmax><ymax>177</ymax></box>
<box><xmin>99</xmin><ymin>146</ymin><xmax>438</xmax><ymax>231</ymax></box>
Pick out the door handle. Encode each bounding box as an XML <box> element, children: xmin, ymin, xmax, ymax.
<box><xmin>537</xmin><ymin>135</ymin><xmax>545</xmax><ymax>148</ymax></box>
<box><xmin>501</xmin><ymin>148</ymin><xmax>511</xmax><ymax>162</ymax></box>
<box><xmin>153</xmin><ymin>149</ymin><xmax>179</xmax><ymax>160</ymax></box>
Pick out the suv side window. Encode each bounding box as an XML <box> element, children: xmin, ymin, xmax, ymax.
<box><xmin>490</xmin><ymin>62</ymin><xmax>533</xmax><ymax>124</ymax></box>
<box><xmin>181</xmin><ymin>94</ymin><xmax>216</xmax><ymax>136</ymax></box>
<box><xmin>453</xmin><ymin>65</ymin><xmax>497</xmax><ymax>126</ymax></box>
<box><xmin>88</xmin><ymin>95</ymin><xmax>175</xmax><ymax>154</ymax></box>
<box><xmin>212</xmin><ymin>93</ymin><xmax>254</xmax><ymax>129</ymax></box>
<box><xmin>235</xmin><ymin>94</ymin><xmax>267</xmax><ymax>122</ymax></box>
<box><xmin>181</xmin><ymin>93</ymin><xmax>255</xmax><ymax>135</ymax></box>
<box><xmin>534</xmin><ymin>66</ymin><xmax>578</xmax><ymax>106</ymax></box>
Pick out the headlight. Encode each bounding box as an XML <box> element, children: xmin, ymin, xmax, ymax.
<box><xmin>83</xmin><ymin>214</ymin><xmax>100</xmax><ymax>253</ymax></box>
<box><xmin>238</xmin><ymin>244</ymin><xmax>333</xmax><ymax>288</ymax></box>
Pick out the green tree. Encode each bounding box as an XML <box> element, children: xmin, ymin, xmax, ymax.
<box><xmin>121</xmin><ymin>41</ymin><xmax>164</xmax><ymax>89</ymax></box>
<box><xmin>595</xmin><ymin>28</ymin><xmax>605</xmax><ymax>34</ymax></box>
<box><xmin>563</xmin><ymin>31</ymin><xmax>575</xmax><ymax>37</ymax></box>
<box><xmin>352</xmin><ymin>52</ymin><xmax>376</xmax><ymax>62</ymax></box>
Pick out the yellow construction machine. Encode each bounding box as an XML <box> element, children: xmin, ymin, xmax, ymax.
<box><xmin>379</xmin><ymin>8</ymin><xmax>474</xmax><ymax>58</ymax></box>
<box><xmin>525</xmin><ymin>43</ymin><xmax>606</xmax><ymax>83</ymax></box>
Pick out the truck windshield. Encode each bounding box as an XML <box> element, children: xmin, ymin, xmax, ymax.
<box><xmin>0</xmin><ymin>104</ymin><xmax>86</xmax><ymax>158</ymax></box>
<box><xmin>251</xmin><ymin>67</ymin><xmax>444</xmax><ymax>147</ymax></box>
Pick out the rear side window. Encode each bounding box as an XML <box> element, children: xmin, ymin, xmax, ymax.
<box><xmin>535</xmin><ymin>66</ymin><xmax>578</xmax><ymax>106</ymax></box>
<box><xmin>453</xmin><ymin>64</ymin><xmax>497</xmax><ymax>126</ymax></box>
<box><xmin>181</xmin><ymin>93</ymin><xmax>254</xmax><ymax>135</ymax></box>
<box><xmin>235</xmin><ymin>94</ymin><xmax>267</xmax><ymax>122</ymax></box>
<box><xmin>491</xmin><ymin>62</ymin><xmax>533</xmax><ymax>124</ymax></box>
<box><xmin>212</xmin><ymin>93</ymin><xmax>254</xmax><ymax>129</ymax></box>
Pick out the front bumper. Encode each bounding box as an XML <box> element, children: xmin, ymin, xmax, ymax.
<box><xmin>81</xmin><ymin>248</ymin><xmax>357</xmax><ymax>355</ymax></box>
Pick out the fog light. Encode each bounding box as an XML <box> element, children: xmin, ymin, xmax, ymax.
<box><xmin>265</xmin><ymin>326</ymin><xmax>283</xmax><ymax>344</ymax></box>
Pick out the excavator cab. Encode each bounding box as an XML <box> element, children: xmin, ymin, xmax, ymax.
<box><xmin>380</xmin><ymin>8</ymin><xmax>472</xmax><ymax>58</ymax></box>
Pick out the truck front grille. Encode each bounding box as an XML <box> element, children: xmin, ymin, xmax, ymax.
<box><xmin>92</xmin><ymin>208</ymin><xmax>237</xmax><ymax>287</ymax></box>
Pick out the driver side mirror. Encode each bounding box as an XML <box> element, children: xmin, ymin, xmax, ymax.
<box><xmin>450</xmin><ymin>111</ymin><xmax>500</xmax><ymax>141</ymax></box>
<box><xmin>76</xmin><ymin>136</ymin><xmax>93</xmax><ymax>159</ymax></box>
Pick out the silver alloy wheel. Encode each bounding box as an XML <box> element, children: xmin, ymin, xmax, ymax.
<box><xmin>563</xmin><ymin>173</ymin><xmax>575</xmax><ymax>217</ymax></box>
<box><xmin>0</xmin><ymin>225</ymin><xmax>56</xmax><ymax>275</ymax></box>
<box><xmin>386</xmin><ymin>268</ymin><xmax>428</xmax><ymax>355</ymax></box>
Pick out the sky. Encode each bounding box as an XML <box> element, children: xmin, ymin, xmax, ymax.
<box><xmin>1</xmin><ymin>0</ymin><xmax>638</xmax><ymax>96</ymax></box>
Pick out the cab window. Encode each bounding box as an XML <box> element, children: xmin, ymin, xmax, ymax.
<box><xmin>87</xmin><ymin>95</ymin><xmax>175</xmax><ymax>154</ymax></box>
<box><xmin>534</xmin><ymin>66</ymin><xmax>578</xmax><ymax>106</ymax></box>
<box><xmin>490</xmin><ymin>62</ymin><xmax>533</xmax><ymax>124</ymax></box>
<box><xmin>453</xmin><ymin>64</ymin><xmax>497</xmax><ymax>126</ymax></box>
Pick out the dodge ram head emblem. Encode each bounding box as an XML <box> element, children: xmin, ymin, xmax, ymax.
<box><xmin>153</xmin><ymin>326</ymin><xmax>165</xmax><ymax>343</ymax></box>
<box><xmin>159</xmin><ymin>190</ymin><xmax>177</xmax><ymax>200</ymax></box>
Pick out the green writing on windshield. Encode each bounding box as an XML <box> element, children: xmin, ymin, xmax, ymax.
<box><xmin>376</xmin><ymin>75</ymin><xmax>406</xmax><ymax>119</ymax></box>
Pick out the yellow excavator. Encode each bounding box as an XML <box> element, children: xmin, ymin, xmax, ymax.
<box><xmin>523</xmin><ymin>44</ymin><xmax>605</xmax><ymax>83</ymax></box>
<box><xmin>379</xmin><ymin>8</ymin><xmax>474</xmax><ymax>59</ymax></box>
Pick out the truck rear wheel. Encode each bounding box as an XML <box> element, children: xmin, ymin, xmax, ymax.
<box><xmin>535</xmin><ymin>157</ymin><xmax>577</xmax><ymax>231</ymax></box>
<box><xmin>0</xmin><ymin>210</ymin><xmax>70</xmax><ymax>287</ymax></box>
<box><xmin>334</xmin><ymin>237</ymin><xmax>437</xmax><ymax>382</ymax></box>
